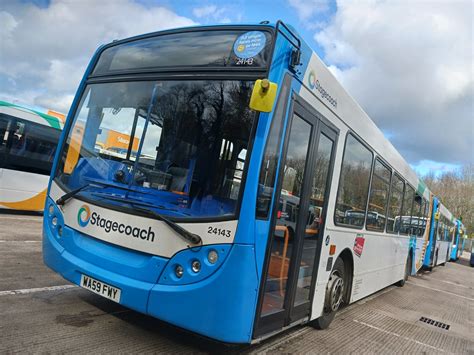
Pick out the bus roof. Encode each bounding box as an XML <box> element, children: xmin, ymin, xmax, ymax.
<box><xmin>0</xmin><ymin>100</ymin><xmax>63</xmax><ymax>130</ymax></box>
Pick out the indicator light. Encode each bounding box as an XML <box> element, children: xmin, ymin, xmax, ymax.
<box><xmin>175</xmin><ymin>264</ymin><xmax>184</xmax><ymax>278</ymax></box>
<box><xmin>191</xmin><ymin>260</ymin><xmax>201</xmax><ymax>273</ymax></box>
<box><xmin>207</xmin><ymin>250</ymin><xmax>218</xmax><ymax>264</ymax></box>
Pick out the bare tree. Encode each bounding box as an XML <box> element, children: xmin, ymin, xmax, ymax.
<box><xmin>422</xmin><ymin>163</ymin><xmax>473</xmax><ymax>236</ymax></box>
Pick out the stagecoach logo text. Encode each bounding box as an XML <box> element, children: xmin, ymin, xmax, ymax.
<box><xmin>307</xmin><ymin>70</ymin><xmax>338</xmax><ymax>109</ymax></box>
<box><xmin>77</xmin><ymin>204</ymin><xmax>156</xmax><ymax>242</ymax></box>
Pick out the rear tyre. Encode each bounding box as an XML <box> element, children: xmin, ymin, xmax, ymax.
<box><xmin>310</xmin><ymin>258</ymin><xmax>345</xmax><ymax>330</ymax></box>
<box><xmin>397</xmin><ymin>253</ymin><xmax>411</xmax><ymax>287</ymax></box>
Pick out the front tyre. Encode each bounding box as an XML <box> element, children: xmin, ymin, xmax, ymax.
<box><xmin>310</xmin><ymin>258</ymin><xmax>345</xmax><ymax>330</ymax></box>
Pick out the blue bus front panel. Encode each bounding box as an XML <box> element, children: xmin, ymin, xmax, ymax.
<box><xmin>43</xmin><ymin>199</ymin><xmax>259</xmax><ymax>343</ymax></box>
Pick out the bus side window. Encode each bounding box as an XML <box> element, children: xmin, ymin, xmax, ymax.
<box><xmin>386</xmin><ymin>174</ymin><xmax>404</xmax><ymax>233</ymax></box>
<box><xmin>399</xmin><ymin>184</ymin><xmax>414</xmax><ymax>235</ymax></box>
<box><xmin>334</xmin><ymin>133</ymin><xmax>373</xmax><ymax>228</ymax></box>
<box><xmin>418</xmin><ymin>198</ymin><xmax>429</xmax><ymax>236</ymax></box>
<box><xmin>411</xmin><ymin>194</ymin><xmax>422</xmax><ymax>236</ymax></box>
<box><xmin>0</xmin><ymin>115</ymin><xmax>11</xmax><ymax>150</ymax></box>
<box><xmin>366</xmin><ymin>158</ymin><xmax>391</xmax><ymax>232</ymax></box>
<box><xmin>7</xmin><ymin>119</ymin><xmax>61</xmax><ymax>175</ymax></box>
<box><xmin>437</xmin><ymin>220</ymin><xmax>443</xmax><ymax>241</ymax></box>
<box><xmin>256</xmin><ymin>74</ymin><xmax>291</xmax><ymax>219</ymax></box>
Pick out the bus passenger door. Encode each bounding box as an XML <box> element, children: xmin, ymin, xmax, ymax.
<box><xmin>254</xmin><ymin>98</ymin><xmax>337</xmax><ymax>337</ymax></box>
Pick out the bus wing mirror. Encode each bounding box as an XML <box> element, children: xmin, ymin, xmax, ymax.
<box><xmin>249</xmin><ymin>79</ymin><xmax>278</xmax><ymax>113</ymax></box>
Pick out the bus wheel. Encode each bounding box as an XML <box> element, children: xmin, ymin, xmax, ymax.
<box><xmin>310</xmin><ymin>258</ymin><xmax>345</xmax><ymax>330</ymax></box>
<box><xmin>397</xmin><ymin>253</ymin><xmax>411</xmax><ymax>287</ymax></box>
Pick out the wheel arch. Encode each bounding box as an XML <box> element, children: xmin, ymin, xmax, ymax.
<box><xmin>336</xmin><ymin>248</ymin><xmax>354</xmax><ymax>304</ymax></box>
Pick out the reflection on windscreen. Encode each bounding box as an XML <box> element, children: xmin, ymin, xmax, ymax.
<box><xmin>56</xmin><ymin>80</ymin><xmax>256</xmax><ymax>219</ymax></box>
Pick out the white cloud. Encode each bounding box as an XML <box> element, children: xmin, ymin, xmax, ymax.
<box><xmin>0</xmin><ymin>0</ymin><xmax>196</xmax><ymax>114</ymax></box>
<box><xmin>0</xmin><ymin>11</ymin><xmax>18</xmax><ymax>36</ymax></box>
<box><xmin>219</xmin><ymin>17</ymin><xmax>232</xmax><ymax>24</ymax></box>
<box><xmin>35</xmin><ymin>93</ymin><xmax>76</xmax><ymax>114</ymax></box>
<box><xmin>289</xmin><ymin>0</ymin><xmax>330</xmax><ymax>20</ymax></box>
<box><xmin>411</xmin><ymin>160</ymin><xmax>460</xmax><ymax>176</ymax></box>
<box><xmin>192</xmin><ymin>5</ymin><xmax>218</xmax><ymax>18</ymax></box>
<box><xmin>191</xmin><ymin>4</ymin><xmax>234</xmax><ymax>24</ymax></box>
<box><xmin>314</xmin><ymin>0</ymin><xmax>473</xmax><ymax>165</ymax></box>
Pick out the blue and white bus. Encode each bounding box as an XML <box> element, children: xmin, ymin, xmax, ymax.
<box><xmin>423</xmin><ymin>197</ymin><xmax>455</xmax><ymax>269</ymax></box>
<box><xmin>44</xmin><ymin>22</ymin><xmax>444</xmax><ymax>343</ymax></box>
<box><xmin>450</xmin><ymin>220</ymin><xmax>466</xmax><ymax>261</ymax></box>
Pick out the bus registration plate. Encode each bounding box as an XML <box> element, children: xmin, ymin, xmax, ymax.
<box><xmin>80</xmin><ymin>274</ymin><xmax>121</xmax><ymax>303</ymax></box>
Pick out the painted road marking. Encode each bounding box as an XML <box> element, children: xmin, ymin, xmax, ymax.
<box><xmin>353</xmin><ymin>319</ymin><xmax>445</xmax><ymax>353</ymax></box>
<box><xmin>438</xmin><ymin>279</ymin><xmax>472</xmax><ymax>290</ymax></box>
<box><xmin>0</xmin><ymin>285</ymin><xmax>76</xmax><ymax>296</ymax></box>
<box><xmin>407</xmin><ymin>281</ymin><xmax>474</xmax><ymax>301</ymax></box>
<box><xmin>0</xmin><ymin>216</ymin><xmax>42</xmax><ymax>221</ymax></box>
<box><xmin>0</xmin><ymin>240</ymin><xmax>41</xmax><ymax>243</ymax></box>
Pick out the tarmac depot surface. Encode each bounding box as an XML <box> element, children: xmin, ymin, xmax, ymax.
<box><xmin>1</xmin><ymin>213</ymin><xmax>473</xmax><ymax>354</ymax></box>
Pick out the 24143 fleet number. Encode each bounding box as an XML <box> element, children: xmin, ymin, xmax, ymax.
<box><xmin>235</xmin><ymin>57</ymin><xmax>254</xmax><ymax>65</ymax></box>
<box><xmin>207</xmin><ymin>226</ymin><xmax>231</xmax><ymax>238</ymax></box>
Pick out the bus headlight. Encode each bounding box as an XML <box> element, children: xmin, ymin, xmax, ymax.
<box><xmin>191</xmin><ymin>260</ymin><xmax>201</xmax><ymax>273</ymax></box>
<box><xmin>175</xmin><ymin>264</ymin><xmax>184</xmax><ymax>278</ymax></box>
<box><xmin>207</xmin><ymin>250</ymin><xmax>218</xmax><ymax>264</ymax></box>
<box><xmin>45</xmin><ymin>198</ymin><xmax>65</xmax><ymax>240</ymax></box>
<box><xmin>158</xmin><ymin>245</ymin><xmax>232</xmax><ymax>285</ymax></box>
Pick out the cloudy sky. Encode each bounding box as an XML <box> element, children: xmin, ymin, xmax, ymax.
<box><xmin>0</xmin><ymin>0</ymin><xmax>472</xmax><ymax>174</ymax></box>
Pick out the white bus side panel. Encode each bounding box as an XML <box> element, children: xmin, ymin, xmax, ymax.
<box><xmin>295</xmin><ymin>64</ymin><xmax>410</xmax><ymax>321</ymax></box>
<box><xmin>0</xmin><ymin>168</ymin><xmax>49</xmax><ymax>211</ymax></box>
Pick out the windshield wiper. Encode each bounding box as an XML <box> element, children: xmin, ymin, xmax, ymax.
<box><xmin>57</xmin><ymin>177</ymin><xmax>147</xmax><ymax>207</ymax></box>
<box><xmin>57</xmin><ymin>182</ymin><xmax>201</xmax><ymax>245</ymax></box>
<box><xmin>56</xmin><ymin>180</ymin><xmax>125</xmax><ymax>206</ymax></box>
<box><xmin>133</xmin><ymin>206</ymin><xmax>202</xmax><ymax>245</ymax></box>
<box><xmin>90</xmin><ymin>193</ymin><xmax>200</xmax><ymax>245</ymax></box>
<box><xmin>56</xmin><ymin>183</ymin><xmax>93</xmax><ymax>206</ymax></box>
<box><xmin>89</xmin><ymin>190</ymin><xmax>200</xmax><ymax>244</ymax></box>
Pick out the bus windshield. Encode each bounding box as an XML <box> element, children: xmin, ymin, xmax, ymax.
<box><xmin>55</xmin><ymin>80</ymin><xmax>256</xmax><ymax>219</ymax></box>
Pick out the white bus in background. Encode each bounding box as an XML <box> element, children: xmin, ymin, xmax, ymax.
<box><xmin>0</xmin><ymin>101</ymin><xmax>63</xmax><ymax>212</ymax></box>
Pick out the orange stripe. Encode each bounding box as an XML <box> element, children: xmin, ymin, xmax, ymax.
<box><xmin>0</xmin><ymin>189</ymin><xmax>47</xmax><ymax>211</ymax></box>
<box><xmin>64</xmin><ymin>125</ymin><xmax>84</xmax><ymax>174</ymax></box>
